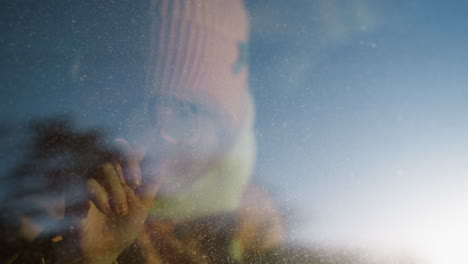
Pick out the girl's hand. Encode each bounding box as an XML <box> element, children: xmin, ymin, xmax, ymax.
<box><xmin>57</xmin><ymin>138</ymin><xmax>165</xmax><ymax>264</ymax></box>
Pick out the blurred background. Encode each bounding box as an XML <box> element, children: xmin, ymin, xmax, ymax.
<box><xmin>2</xmin><ymin>0</ymin><xmax>468</xmax><ymax>263</ymax></box>
<box><xmin>247</xmin><ymin>1</ymin><xmax>468</xmax><ymax>263</ymax></box>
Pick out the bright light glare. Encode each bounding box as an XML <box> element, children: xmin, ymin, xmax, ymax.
<box><xmin>412</xmin><ymin>210</ymin><xmax>468</xmax><ymax>264</ymax></box>
<box><xmin>298</xmin><ymin>186</ymin><xmax>468</xmax><ymax>264</ymax></box>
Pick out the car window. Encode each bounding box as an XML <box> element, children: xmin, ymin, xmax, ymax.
<box><xmin>1</xmin><ymin>1</ymin><xmax>468</xmax><ymax>263</ymax></box>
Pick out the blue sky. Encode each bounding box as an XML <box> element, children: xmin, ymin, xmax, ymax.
<box><xmin>248</xmin><ymin>1</ymin><xmax>468</xmax><ymax>262</ymax></box>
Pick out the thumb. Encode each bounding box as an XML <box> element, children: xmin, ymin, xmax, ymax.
<box><xmin>136</xmin><ymin>158</ymin><xmax>170</xmax><ymax>209</ymax></box>
<box><xmin>114</xmin><ymin>137</ymin><xmax>144</xmax><ymax>188</ymax></box>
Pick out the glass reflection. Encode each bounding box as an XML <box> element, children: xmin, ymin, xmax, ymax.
<box><xmin>2</xmin><ymin>0</ymin><xmax>468</xmax><ymax>264</ymax></box>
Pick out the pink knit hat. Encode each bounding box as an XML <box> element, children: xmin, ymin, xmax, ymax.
<box><xmin>146</xmin><ymin>0</ymin><xmax>251</xmax><ymax>130</ymax></box>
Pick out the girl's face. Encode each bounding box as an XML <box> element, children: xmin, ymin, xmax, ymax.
<box><xmin>138</xmin><ymin>93</ymin><xmax>227</xmax><ymax>197</ymax></box>
<box><xmin>132</xmin><ymin>0</ymin><xmax>252</xmax><ymax>207</ymax></box>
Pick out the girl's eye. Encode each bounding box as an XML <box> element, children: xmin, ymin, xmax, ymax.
<box><xmin>156</xmin><ymin>102</ymin><xmax>201</xmax><ymax>145</ymax></box>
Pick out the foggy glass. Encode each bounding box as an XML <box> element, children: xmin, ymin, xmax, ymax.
<box><xmin>2</xmin><ymin>1</ymin><xmax>468</xmax><ymax>263</ymax></box>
